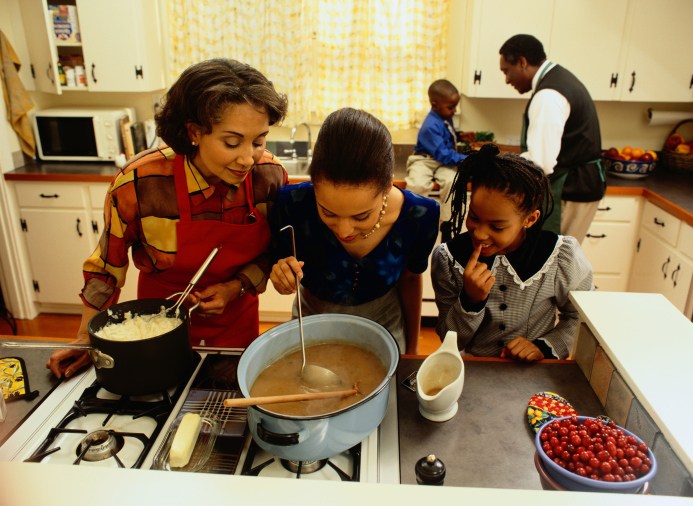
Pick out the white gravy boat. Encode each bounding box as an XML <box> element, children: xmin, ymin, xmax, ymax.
<box><xmin>416</xmin><ymin>331</ymin><xmax>464</xmax><ymax>422</ymax></box>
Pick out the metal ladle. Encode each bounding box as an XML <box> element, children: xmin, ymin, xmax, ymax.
<box><xmin>280</xmin><ymin>225</ymin><xmax>342</xmax><ymax>389</ymax></box>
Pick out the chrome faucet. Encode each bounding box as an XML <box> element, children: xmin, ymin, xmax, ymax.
<box><xmin>289</xmin><ymin>122</ymin><xmax>312</xmax><ymax>159</ymax></box>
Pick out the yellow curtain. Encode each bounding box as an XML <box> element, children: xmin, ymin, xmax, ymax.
<box><xmin>164</xmin><ymin>0</ymin><xmax>448</xmax><ymax>129</ymax></box>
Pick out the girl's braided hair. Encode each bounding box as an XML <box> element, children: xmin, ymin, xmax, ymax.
<box><xmin>448</xmin><ymin>143</ymin><xmax>554</xmax><ymax>239</ymax></box>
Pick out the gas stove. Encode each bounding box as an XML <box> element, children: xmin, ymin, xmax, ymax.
<box><xmin>0</xmin><ymin>349</ymin><xmax>399</xmax><ymax>483</ymax></box>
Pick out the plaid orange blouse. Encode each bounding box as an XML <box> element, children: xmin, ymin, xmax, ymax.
<box><xmin>81</xmin><ymin>146</ymin><xmax>288</xmax><ymax>310</ymax></box>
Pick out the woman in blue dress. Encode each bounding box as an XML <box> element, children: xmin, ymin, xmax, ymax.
<box><xmin>269</xmin><ymin>108</ymin><xmax>439</xmax><ymax>354</ymax></box>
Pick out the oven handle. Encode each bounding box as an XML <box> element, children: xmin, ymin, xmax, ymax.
<box><xmin>256</xmin><ymin>422</ymin><xmax>301</xmax><ymax>446</ymax></box>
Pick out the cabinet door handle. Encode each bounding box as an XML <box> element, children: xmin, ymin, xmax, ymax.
<box><xmin>597</xmin><ymin>206</ymin><xmax>611</xmax><ymax>212</ymax></box>
<box><xmin>661</xmin><ymin>256</ymin><xmax>670</xmax><ymax>279</ymax></box>
<box><xmin>135</xmin><ymin>66</ymin><xmax>144</xmax><ymax>79</ymax></box>
<box><xmin>76</xmin><ymin>218</ymin><xmax>83</xmax><ymax>237</ymax></box>
<box><xmin>671</xmin><ymin>265</ymin><xmax>680</xmax><ymax>287</ymax></box>
<box><xmin>653</xmin><ymin>217</ymin><xmax>665</xmax><ymax>227</ymax></box>
<box><xmin>586</xmin><ymin>233</ymin><xmax>607</xmax><ymax>239</ymax></box>
<box><xmin>473</xmin><ymin>70</ymin><xmax>482</xmax><ymax>85</ymax></box>
<box><xmin>610</xmin><ymin>74</ymin><xmax>618</xmax><ymax>88</ymax></box>
<box><xmin>629</xmin><ymin>71</ymin><xmax>636</xmax><ymax>93</ymax></box>
<box><xmin>46</xmin><ymin>64</ymin><xmax>54</xmax><ymax>85</ymax></box>
<box><xmin>91</xmin><ymin>63</ymin><xmax>98</xmax><ymax>84</ymax></box>
<box><xmin>92</xmin><ymin>220</ymin><xmax>99</xmax><ymax>234</ymax></box>
<box><xmin>39</xmin><ymin>193</ymin><xmax>59</xmax><ymax>199</ymax></box>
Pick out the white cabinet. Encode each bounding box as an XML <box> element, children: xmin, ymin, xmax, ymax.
<box><xmin>581</xmin><ymin>195</ymin><xmax>641</xmax><ymax>292</ymax></box>
<box><xmin>460</xmin><ymin>0</ymin><xmax>554</xmax><ymax>99</ymax></box>
<box><xmin>11</xmin><ymin>180</ymin><xmax>137</xmax><ymax>309</ymax></box>
<box><xmin>617</xmin><ymin>0</ymin><xmax>693</xmax><ymax>102</ymax></box>
<box><xmin>549</xmin><ymin>0</ymin><xmax>629</xmax><ymax>101</ymax></box>
<box><xmin>258</xmin><ymin>283</ymin><xmax>293</xmax><ymax>322</ymax></box>
<box><xmin>460</xmin><ymin>0</ymin><xmax>693</xmax><ymax>103</ymax></box>
<box><xmin>629</xmin><ymin>202</ymin><xmax>693</xmax><ymax>317</ymax></box>
<box><xmin>13</xmin><ymin>181</ymin><xmax>96</xmax><ymax>306</ymax></box>
<box><xmin>20</xmin><ymin>0</ymin><xmax>165</xmax><ymax>93</ymax></box>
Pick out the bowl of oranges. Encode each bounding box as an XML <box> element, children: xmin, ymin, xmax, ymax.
<box><xmin>602</xmin><ymin>146</ymin><xmax>657</xmax><ymax>179</ymax></box>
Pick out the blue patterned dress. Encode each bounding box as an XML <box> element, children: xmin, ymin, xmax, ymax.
<box><xmin>270</xmin><ymin>182</ymin><xmax>439</xmax><ymax>349</ymax></box>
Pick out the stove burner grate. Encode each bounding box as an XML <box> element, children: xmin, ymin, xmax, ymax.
<box><xmin>241</xmin><ymin>439</ymin><xmax>361</xmax><ymax>481</ymax></box>
<box><xmin>280</xmin><ymin>458</ymin><xmax>327</xmax><ymax>474</ymax></box>
<box><xmin>25</xmin><ymin>353</ymin><xmax>201</xmax><ymax>467</ymax></box>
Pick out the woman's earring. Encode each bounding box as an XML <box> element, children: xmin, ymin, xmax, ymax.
<box><xmin>191</xmin><ymin>140</ymin><xmax>198</xmax><ymax>146</ymax></box>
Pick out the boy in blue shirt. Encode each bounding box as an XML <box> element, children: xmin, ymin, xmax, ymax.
<box><xmin>405</xmin><ymin>79</ymin><xmax>467</xmax><ymax>241</ymax></box>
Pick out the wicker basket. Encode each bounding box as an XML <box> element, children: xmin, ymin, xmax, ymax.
<box><xmin>660</xmin><ymin>119</ymin><xmax>693</xmax><ymax>173</ymax></box>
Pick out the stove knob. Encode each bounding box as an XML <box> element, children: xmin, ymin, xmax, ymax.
<box><xmin>415</xmin><ymin>454</ymin><xmax>446</xmax><ymax>485</ymax></box>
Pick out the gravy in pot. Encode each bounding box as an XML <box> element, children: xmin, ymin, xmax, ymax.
<box><xmin>250</xmin><ymin>342</ymin><xmax>387</xmax><ymax>416</ymax></box>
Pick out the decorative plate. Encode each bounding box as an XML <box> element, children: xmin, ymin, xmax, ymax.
<box><xmin>527</xmin><ymin>391</ymin><xmax>577</xmax><ymax>433</ymax></box>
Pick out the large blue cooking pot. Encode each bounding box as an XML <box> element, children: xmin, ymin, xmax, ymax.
<box><xmin>237</xmin><ymin>314</ymin><xmax>399</xmax><ymax>461</ymax></box>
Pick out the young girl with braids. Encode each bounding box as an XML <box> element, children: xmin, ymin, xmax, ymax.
<box><xmin>431</xmin><ymin>143</ymin><xmax>593</xmax><ymax>361</ymax></box>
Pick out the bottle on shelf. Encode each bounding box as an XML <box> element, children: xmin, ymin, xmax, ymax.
<box><xmin>57</xmin><ymin>61</ymin><xmax>66</xmax><ymax>86</ymax></box>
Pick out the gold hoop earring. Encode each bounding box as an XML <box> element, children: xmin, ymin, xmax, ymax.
<box><xmin>191</xmin><ymin>141</ymin><xmax>197</xmax><ymax>146</ymax></box>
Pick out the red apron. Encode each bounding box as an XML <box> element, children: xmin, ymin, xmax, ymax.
<box><xmin>138</xmin><ymin>155</ymin><xmax>270</xmax><ymax>348</ymax></box>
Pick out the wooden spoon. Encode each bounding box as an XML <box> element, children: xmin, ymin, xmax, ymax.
<box><xmin>223</xmin><ymin>384</ymin><xmax>361</xmax><ymax>408</ymax></box>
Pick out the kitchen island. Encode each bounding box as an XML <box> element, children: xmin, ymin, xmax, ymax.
<box><xmin>3</xmin><ymin>293</ymin><xmax>693</xmax><ymax>504</ymax></box>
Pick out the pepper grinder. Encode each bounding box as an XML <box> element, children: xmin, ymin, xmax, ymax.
<box><xmin>415</xmin><ymin>454</ymin><xmax>446</xmax><ymax>485</ymax></box>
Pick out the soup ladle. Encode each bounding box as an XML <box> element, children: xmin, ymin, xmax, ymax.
<box><xmin>280</xmin><ymin>225</ymin><xmax>342</xmax><ymax>389</ymax></box>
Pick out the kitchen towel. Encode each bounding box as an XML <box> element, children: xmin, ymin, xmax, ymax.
<box><xmin>0</xmin><ymin>30</ymin><xmax>35</xmax><ymax>158</ymax></box>
<box><xmin>647</xmin><ymin>109</ymin><xmax>693</xmax><ymax>127</ymax></box>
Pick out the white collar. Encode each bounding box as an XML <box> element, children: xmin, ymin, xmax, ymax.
<box><xmin>532</xmin><ymin>60</ymin><xmax>556</xmax><ymax>92</ymax></box>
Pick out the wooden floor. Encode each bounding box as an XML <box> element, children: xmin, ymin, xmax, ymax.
<box><xmin>3</xmin><ymin>313</ymin><xmax>442</xmax><ymax>355</ymax></box>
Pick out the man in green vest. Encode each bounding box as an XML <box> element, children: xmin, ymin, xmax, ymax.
<box><xmin>499</xmin><ymin>34</ymin><xmax>605</xmax><ymax>243</ymax></box>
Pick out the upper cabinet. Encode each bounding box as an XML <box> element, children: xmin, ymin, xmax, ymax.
<box><xmin>460</xmin><ymin>0</ymin><xmax>693</xmax><ymax>102</ymax></box>
<box><xmin>549</xmin><ymin>0</ymin><xmax>629</xmax><ymax>101</ymax></box>
<box><xmin>616</xmin><ymin>0</ymin><xmax>693</xmax><ymax>102</ymax></box>
<box><xmin>460</xmin><ymin>0</ymin><xmax>554</xmax><ymax>99</ymax></box>
<box><xmin>20</xmin><ymin>0</ymin><xmax>166</xmax><ymax>94</ymax></box>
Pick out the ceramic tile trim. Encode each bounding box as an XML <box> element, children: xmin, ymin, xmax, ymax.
<box><xmin>604</xmin><ymin>370</ymin><xmax>633</xmax><ymax>427</ymax></box>
<box><xmin>589</xmin><ymin>346</ymin><xmax>614</xmax><ymax>405</ymax></box>
<box><xmin>652</xmin><ymin>433</ymin><xmax>693</xmax><ymax>496</ymax></box>
<box><xmin>573</xmin><ymin>323</ymin><xmax>597</xmax><ymax>379</ymax></box>
<box><xmin>576</xmin><ymin>322</ymin><xmax>693</xmax><ymax>496</ymax></box>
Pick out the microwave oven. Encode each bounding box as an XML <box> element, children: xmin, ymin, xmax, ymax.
<box><xmin>32</xmin><ymin>107</ymin><xmax>136</xmax><ymax>162</ymax></box>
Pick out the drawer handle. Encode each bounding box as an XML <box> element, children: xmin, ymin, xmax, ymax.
<box><xmin>671</xmin><ymin>265</ymin><xmax>680</xmax><ymax>287</ymax></box>
<box><xmin>597</xmin><ymin>206</ymin><xmax>611</xmax><ymax>212</ymax></box>
<box><xmin>661</xmin><ymin>257</ymin><xmax>670</xmax><ymax>278</ymax></box>
<box><xmin>75</xmin><ymin>218</ymin><xmax>82</xmax><ymax>237</ymax></box>
<box><xmin>653</xmin><ymin>217</ymin><xmax>665</xmax><ymax>227</ymax></box>
<box><xmin>586</xmin><ymin>233</ymin><xmax>606</xmax><ymax>239</ymax></box>
<box><xmin>39</xmin><ymin>193</ymin><xmax>59</xmax><ymax>199</ymax></box>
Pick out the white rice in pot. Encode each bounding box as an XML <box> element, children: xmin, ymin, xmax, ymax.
<box><xmin>95</xmin><ymin>307</ymin><xmax>182</xmax><ymax>341</ymax></box>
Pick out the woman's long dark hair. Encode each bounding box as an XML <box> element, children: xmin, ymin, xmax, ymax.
<box><xmin>448</xmin><ymin>143</ymin><xmax>554</xmax><ymax>239</ymax></box>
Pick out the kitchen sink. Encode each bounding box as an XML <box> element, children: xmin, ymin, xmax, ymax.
<box><xmin>279</xmin><ymin>157</ymin><xmax>311</xmax><ymax>175</ymax></box>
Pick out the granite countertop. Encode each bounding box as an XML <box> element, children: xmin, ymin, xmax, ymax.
<box><xmin>5</xmin><ymin>157</ymin><xmax>692</xmax><ymax>224</ymax></box>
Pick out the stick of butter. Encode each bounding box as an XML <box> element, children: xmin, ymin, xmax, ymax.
<box><xmin>169</xmin><ymin>413</ymin><xmax>202</xmax><ymax>468</ymax></box>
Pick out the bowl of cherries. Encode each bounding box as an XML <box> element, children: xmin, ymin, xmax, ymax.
<box><xmin>535</xmin><ymin>416</ymin><xmax>657</xmax><ymax>493</ymax></box>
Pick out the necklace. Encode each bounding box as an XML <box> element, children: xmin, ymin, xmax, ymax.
<box><xmin>360</xmin><ymin>193</ymin><xmax>389</xmax><ymax>239</ymax></box>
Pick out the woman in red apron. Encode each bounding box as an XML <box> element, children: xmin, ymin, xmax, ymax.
<box><xmin>137</xmin><ymin>155</ymin><xmax>270</xmax><ymax>348</ymax></box>
<box><xmin>47</xmin><ymin>58</ymin><xmax>288</xmax><ymax>379</ymax></box>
